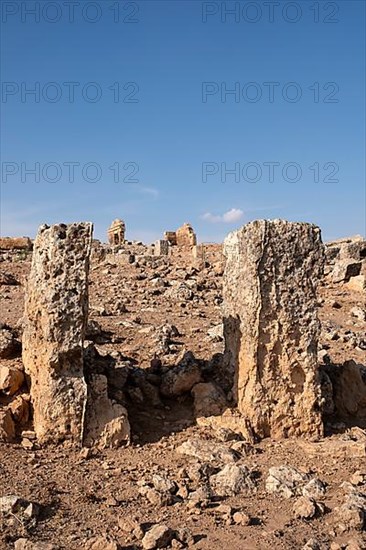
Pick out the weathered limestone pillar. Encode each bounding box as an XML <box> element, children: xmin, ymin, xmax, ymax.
<box><xmin>154</xmin><ymin>239</ymin><xmax>170</xmax><ymax>256</ymax></box>
<box><xmin>223</xmin><ymin>220</ymin><xmax>324</xmax><ymax>439</ymax></box>
<box><xmin>22</xmin><ymin>223</ymin><xmax>93</xmax><ymax>444</ymax></box>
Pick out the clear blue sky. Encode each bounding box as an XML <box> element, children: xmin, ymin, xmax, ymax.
<box><xmin>1</xmin><ymin>0</ymin><xmax>365</xmax><ymax>243</ymax></box>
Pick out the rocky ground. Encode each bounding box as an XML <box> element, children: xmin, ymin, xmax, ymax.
<box><xmin>0</xmin><ymin>243</ymin><xmax>365</xmax><ymax>550</ymax></box>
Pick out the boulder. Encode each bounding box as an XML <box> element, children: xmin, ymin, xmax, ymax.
<box><xmin>0</xmin><ymin>365</ymin><xmax>24</xmax><ymax>395</ymax></box>
<box><xmin>0</xmin><ymin>327</ymin><xmax>19</xmax><ymax>359</ymax></box>
<box><xmin>176</xmin><ymin>438</ymin><xmax>238</xmax><ymax>465</ymax></box>
<box><xmin>83</xmin><ymin>374</ymin><xmax>130</xmax><ymax>449</ymax></box>
<box><xmin>209</xmin><ymin>464</ymin><xmax>256</xmax><ymax>497</ymax></box>
<box><xmin>266</xmin><ymin>466</ymin><xmax>309</xmax><ymax>499</ymax></box>
<box><xmin>142</xmin><ymin>524</ymin><xmax>174</xmax><ymax>550</ymax></box>
<box><xmin>0</xmin><ymin>408</ymin><xmax>15</xmax><ymax>442</ymax></box>
<box><xmin>160</xmin><ymin>363</ymin><xmax>201</xmax><ymax>397</ymax></box>
<box><xmin>332</xmin><ymin>260</ymin><xmax>362</xmax><ymax>283</ymax></box>
<box><xmin>191</xmin><ymin>382</ymin><xmax>227</xmax><ymax>418</ymax></box>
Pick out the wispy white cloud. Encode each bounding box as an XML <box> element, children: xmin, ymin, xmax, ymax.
<box><xmin>201</xmin><ymin>208</ymin><xmax>244</xmax><ymax>224</ymax></box>
<box><xmin>133</xmin><ymin>186</ymin><xmax>159</xmax><ymax>198</ymax></box>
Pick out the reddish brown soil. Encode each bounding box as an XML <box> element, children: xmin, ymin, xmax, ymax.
<box><xmin>0</xmin><ymin>253</ymin><xmax>365</xmax><ymax>550</ymax></box>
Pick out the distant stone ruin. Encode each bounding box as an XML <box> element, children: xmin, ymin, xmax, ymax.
<box><xmin>164</xmin><ymin>231</ymin><xmax>177</xmax><ymax>246</ymax></box>
<box><xmin>0</xmin><ymin>237</ymin><xmax>32</xmax><ymax>251</ymax></box>
<box><xmin>152</xmin><ymin>239</ymin><xmax>170</xmax><ymax>256</ymax></box>
<box><xmin>107</xmin><ymin>219</ymin><xmax>125</xmax><ymax>247</ymax></box>
<box><xmin>223</xmin><ymin>220</ymin><xmax>325</xmax><ymax>440</ymax></box>
<box><xmin>325</xmin><ymin>235</ymin><xmax>366</xmax><ymax>290</ymax></box>
<box><xmin>164</xmin><ymin>223</ymin><xmax>197</xmax><ymax>248</ymax></box>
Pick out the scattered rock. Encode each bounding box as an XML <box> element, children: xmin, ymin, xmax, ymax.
<box><xmin>232</xmin><ymin>511</ymin><xmax>251</xmax><ymax>525</ymax></box>
<box><xmin>350</xmin><ymin>306</ymin><xmax>366</xmax><ymax>321</ymax></box>
<box><xmin>302</xmin><ymin>478</ymin><xmax>327</xmax><ymax>499</ymax></box>
<box><xmin>160</xmin><ymin>362</ymin><xmax>201</xmax><ymax>397</ymax></box>
<box><xmin>174</xmin><ymin>528</ymin><xmax>194</xmax><ymax>547</ymax></box>
<box><xmin>14</xmin><ymin>540</ymin><xmax>57</xmax><ymax>550</ymax></box>
<box><xmin>83</xmin><ymin>374</ymin><xmax>130</xmax><ymax>449</ymax></box>
<box><xmin>209</xmin><ymin>464</ymin><xmax>256</xmax><ymax>497</ymax></box>
<box><xmin>0</xmin><ymin>271</ymin><xmax>19</xmax><ymax>285</ymax></box>
<box><xmin>302</xmin><ymin>539</ymin><xmax>321</xmax><ymax>550</ymax></box>
<box><xmin>0</xmin><ymin>365</ymin><xmax>24</xmax><ymax>395</ymax></box>
<box><xmin>0</xmin><ymin>408</ymin><xmax>15</xmax><ymax>442</ymax></box>
<box><xmin>350</xmin><ymin>471</ymin><xmax>365</xmax><ymax>486</ymax></box>
<box><xmin>83</xmin><ymin>536</ymin><xmax>119</xmax><ymax>550</ymax></box>
<box><xmin>0</xmin><ymin>327</ymin><xmax>19</xmax><ymax>359</ymax></box>
<box><xmin>191</xmin><ymin>382</ymin><xmax>227</xmax><ymax>418</ymax></box>
<box><xmin>207</xmin><ymin>323</ymin><xmax>223</xmax><ymax>341</ymax></box>
<box><xmin>0</xmin><ymin>494</ymin><xmax>28</xmax><ymax>514</ymax></box>
<box><xmin>266</xmin><ymin>466</ymin><xmax>309</xmax><ymax>498</ymax></box>
<box><xmin>334</xmin><ymin>490</ymin><xmax>366</xmax><ymax>532</ymax></box>
<box><xmin>176</xmin><ymin>438</ymin><xmax>239</xmax><ymax>465</ymax></box>
<box><xmin>142</xmin><ymin>524</ymin><xmax>173</xmax><ymax>550</ymax></box>
<box><xmin>152</xmin><ymin>474</ymin><xmax>177</xmax><ymax>494</ymax></box>
<box><xmin>293</xmin><ymin>496</ymin><xmax>317</xmax><ymax>519</ymax></box>
<box><xmin>9</xmin><ymin>394</ymin><xmax>30</xmax><ymax>424</ymax></box>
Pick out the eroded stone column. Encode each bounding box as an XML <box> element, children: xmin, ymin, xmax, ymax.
<box><xmin>22</xmin><ymin>223</ymin><xmax>93</xmax><ymax>444</ymax></box>
<box><xmin>223</xmin><ymin>220</ymin><xmax>324</xmax><ymax>439</ymax></box>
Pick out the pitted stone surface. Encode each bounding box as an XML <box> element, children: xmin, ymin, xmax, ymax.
<box><xmin>223</xmin><ymin>219</ymin><xmax>324</xmax><ymax>439</ymax></box>
<box><xmin>22</xmin><ymin>223</ymin><xmax>93</xmax><ymax>444</ymax></box>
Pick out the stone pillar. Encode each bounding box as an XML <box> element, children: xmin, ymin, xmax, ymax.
<box><xmin>223</xmin><ymin>220</ymin><xmax>324</xmax><ymax>440</ymax></box>
<box><xmin>176</xmin><ymin>223</ymin><xmax>197</xmax><ymax>247</ymax></box>
<box><xmin>22</xmin><ymin>223</ymin><xmax>93</xmax><ymax>444</ymax></box>
<box><xmin>164</xmin><ymin>231</ymin><xmax>177</xmax><ymax>246</ymax></box>
<box><xmin>154</xmin><ymin>239</ymin><xmax>170</xmax><ymax>256</ymax></box>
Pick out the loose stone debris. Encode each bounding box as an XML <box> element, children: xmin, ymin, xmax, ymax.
<box><xmin>0</xmin><ymin>219</ymin><xmax>365</xmax><ymax>549</ymax></box>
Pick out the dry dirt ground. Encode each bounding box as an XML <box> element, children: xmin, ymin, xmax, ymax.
<box><xmin>0</xmin><ymin>251</ymin><xmax>365</xmax><ymax>550</ymax></box>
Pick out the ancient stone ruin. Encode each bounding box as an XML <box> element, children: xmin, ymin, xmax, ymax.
<box><xmin>0</xmin><ymin>237</ymin><xmax>32</xmax><ymax>251</ymax></box>
<box><xmin>22</xmin><ymin>222</ymin><xmax>130</xmax><ymax>447</ymax></box>
<box><xmin>152</xmin><ymin>239</ymin><xmax>170</xmax><ymax>256</ymax></box>
<box><xmin>163</xmin><ymin>231</ymin><xmax>177</xmax><ymax>246</ymax></box>
<box><xmin>176</xmin><ymin>223</ymin><xmax>197</xmax><ymax>247</ymax></box>
<box><xmin>4</xmin><ymin>218</ymin><xmax>365</xmax><ymax>452</ymax></box>
<box><xmin>22</xmin><ymin>223</ymin><xmax>93</xmax><ymax>444</ymax></box>
<box><xmin>107</xmin><ymin>218</ymin><xmax>125</xmax><ymax>247</ymax></box>
<box><xmin>325</xmin><ymin>235</ymin><xmax>366</xmax><ymax>291</ymax></box>
<box><xmin>1</xmin><ymin>217</ymin><xmax>365</xmax><ymax>547</ymax></box>
<box><xmin>223</xmin><ymin>220</ymin><xmax>325</xmax><ymax>440</ymax></box>
<box><xmin>164</xmin><ymin>223</ymin><xmax>197</xmax><ymax>248</ymax></box>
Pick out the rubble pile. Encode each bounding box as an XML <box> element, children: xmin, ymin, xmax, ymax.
<box><xmin>0</xmin><ymin>219</ymin><xmax>365</xmax><ymax>549</ymax></box>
